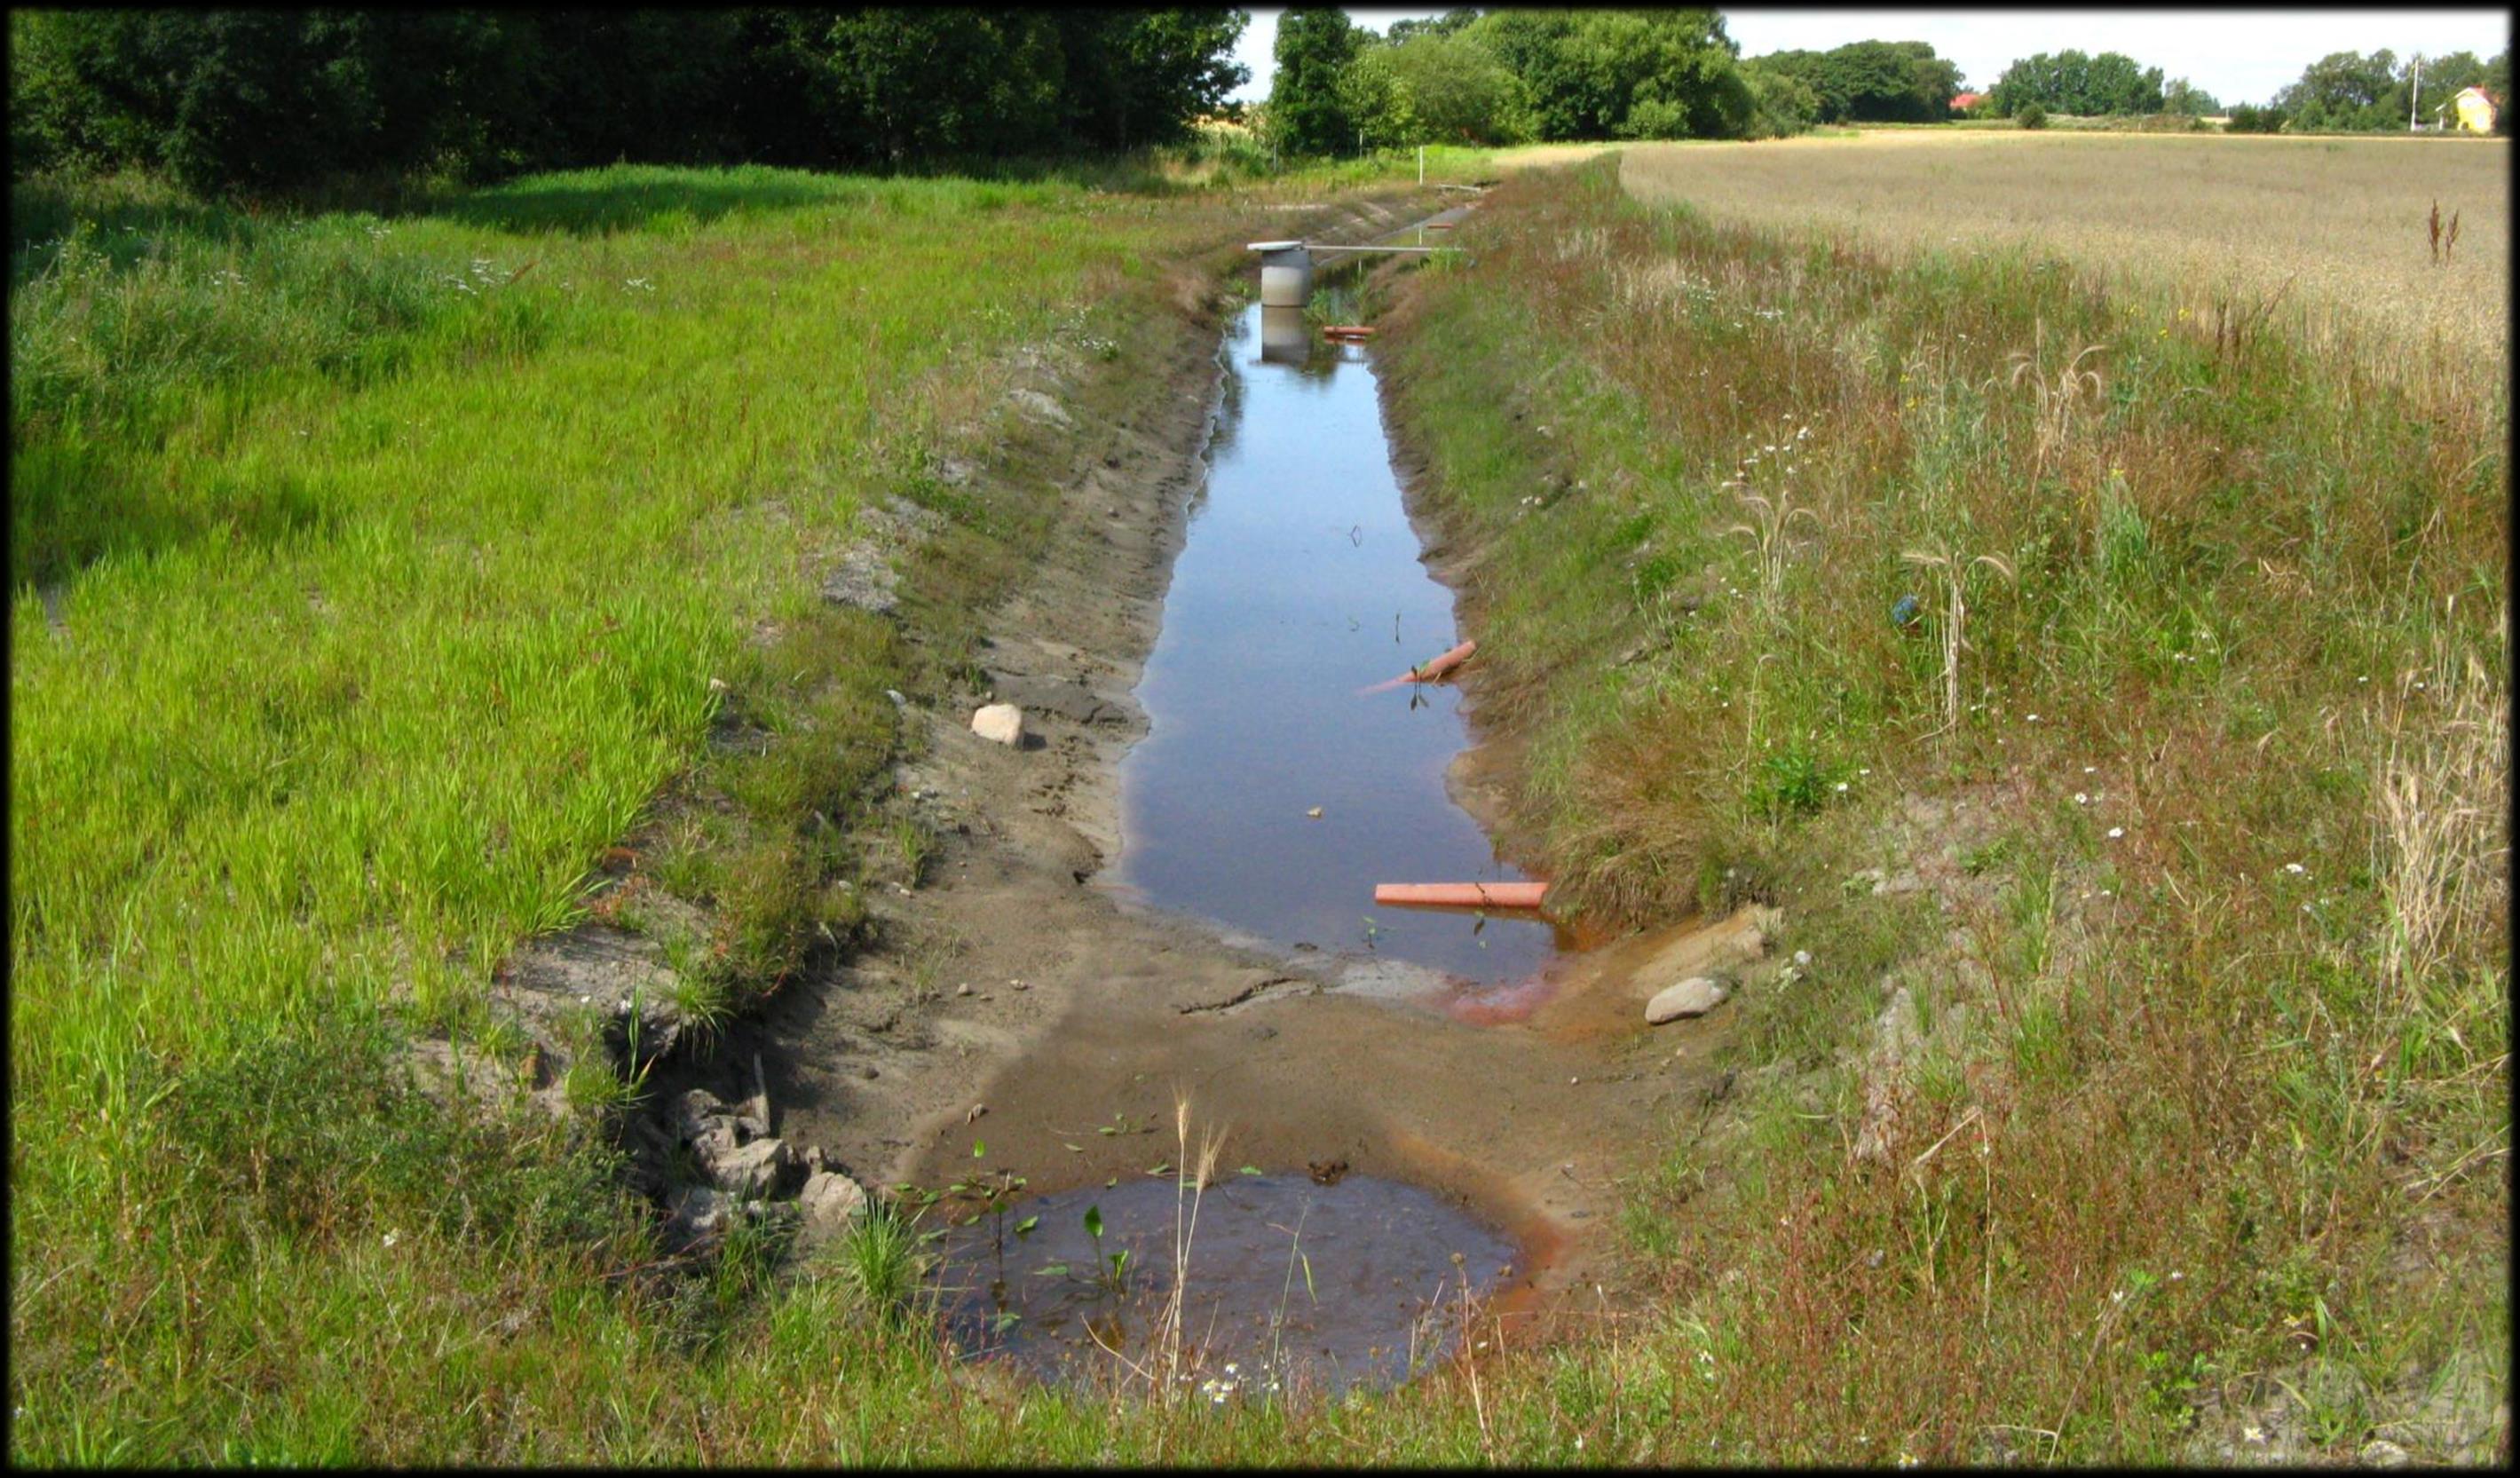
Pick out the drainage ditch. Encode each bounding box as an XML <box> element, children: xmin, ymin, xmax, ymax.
<box><xmin>935</xmin><ymin>225</ymin><xmax>1563</xmax><ymax>1395</ymax></box>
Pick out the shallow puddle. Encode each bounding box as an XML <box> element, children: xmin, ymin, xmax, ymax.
<box><xmin>1113</xmin><ymin>297</ymin><xmax>1562</xmax><ymax>984</ymax></box>
<box><xmin>936</xmin><ymin>1173</ymin><xmax>1517</xmax><ymax>1395</ymax></box>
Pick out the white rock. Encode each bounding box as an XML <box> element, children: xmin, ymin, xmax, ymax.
<box><xmin>796</xmin><ymin>1170</ymin><xmax>870</xmax><ymax>1246</ymax></box>
<box><xmin>1646</xmin><ymin>976</ymin><xmax>1729</xmax><ymax>1024</ymax></box>
<box><xmin>971</xmin><ymin>703</ymin><xmax>1025</xmax><ymax>746</ymax></box>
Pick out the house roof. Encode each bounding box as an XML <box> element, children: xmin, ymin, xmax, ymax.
<box><xmin>1950</xmin><ymin>91</ymin><xmax>1984</xmax><ymax>107</ymax></box>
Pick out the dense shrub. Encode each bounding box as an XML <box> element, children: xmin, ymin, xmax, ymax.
<box><xmin>2016</xmin><ymin>103</ymin><xmax>2049</xmax><ymax>130</ymax></box>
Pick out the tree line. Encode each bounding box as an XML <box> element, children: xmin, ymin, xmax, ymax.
<box><xmin>1264</xmin><ymin>7</ymin><xmax>1979</xmax><ymax>152</ymax></box>
<box><xmin>1978</xmin><ymin>43</ymin><xmax>2508</xmax><ymax>133</ymax></box>
<box><xmin>8</xmin><ymin>8</ymin><xmax>1251</xmax><ymax>194</ymax></box>
<box><xmin>18</xmin><ymin>7</ymin><xmax>2502</xmax><ymax>198</ymax></box>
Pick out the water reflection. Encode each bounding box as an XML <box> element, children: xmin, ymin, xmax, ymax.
<box><xmin>1257</xmin><ymin>304</ymin><xmax>1310</xmax><ymax>364</ymax></box>
<box><xmin>1118</xmin><ymin>300</ymin><xmax>1559</xmax><ymax>984</ymax></box>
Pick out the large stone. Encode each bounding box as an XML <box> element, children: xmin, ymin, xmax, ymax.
<box><xmin>971</xmin><ymin>704</ymin><xmax>1026</xmax><ymax>747</ymax></box>
<box><xmin>796</xmin><ymin>1170</ymin><xmax>870</xmax><ymax>1247</ymax></box>
<box><xmin>709</xmin><ymin>1136</ymin><xmax>800</xmax><ymax>1199</ymax></box>
<box><xmin>1646</xmin><ymin>976</ymin><xmax>1729</xmax><ymax>1024</ymax></box>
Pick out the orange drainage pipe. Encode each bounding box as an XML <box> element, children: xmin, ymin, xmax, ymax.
<box><xmin>1374</xmin><ymin>881</ymin><xmax>1549</xmax><ymax>909</ymax></box>
<box><xmin>1411</xmin><ymin>638</ymin><xmax>1475</xmax><ymax>681</ymax></box>
<box><xmin>1323</xmin><ymin>325</ymin><xmax>1377</xmax><ymax>338</ymax></box>
<box><xmin>1357</xmin><ymin>638</ymin><xmax>1478</xmax><ymax>695</ymax></box>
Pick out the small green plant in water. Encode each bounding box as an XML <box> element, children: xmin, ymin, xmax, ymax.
<box><xmin>1082</xmin><ymin>1203</ymin><xmax>1132</xmax><ymax>1300</ymax></box>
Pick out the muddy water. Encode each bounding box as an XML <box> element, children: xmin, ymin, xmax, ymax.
<box><xmin>938</xmin><ymin>1173</ymin><xmax>1516</xmax><ymax>1394</ymax></box>
<box><xmin>1111</xmin><ymin>299</ymin><xmax>1562</xmax><ymax>985</ymax></box>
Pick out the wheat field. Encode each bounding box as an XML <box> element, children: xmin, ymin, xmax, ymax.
<box><xmin>1620</xmin><ymin>130</ymin><xmax>2509</xmax><ymax>383</ymax></box>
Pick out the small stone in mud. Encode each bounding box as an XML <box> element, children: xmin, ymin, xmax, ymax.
<box><xmin>1646</xmin><ymin>976</ymin><xmax>1729</xmax><ymax>1024</ymax></box>
<box><xmin>971</xmin><ymin>703</ymin><xmax>1025</xmax><ymax>747</ymax></box>
<box><xmin>860</xmin><ymin>1066</ymin><xmax>879</xmax><ymax>1079</ymax></box>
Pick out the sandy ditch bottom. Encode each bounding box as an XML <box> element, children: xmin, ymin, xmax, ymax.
<box><xmin>640</xmin><ymin>207</ymin><xmax>1773</xmax><ymax>1391</ymax></box>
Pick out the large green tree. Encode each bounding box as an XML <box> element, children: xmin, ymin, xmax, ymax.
<box><xmin>1740</xmin><ymin>39</ymin><xmax>1959</xmax><ymax>124</ymax></box>
<box><xmin>1990</xmin><ymin>48</ymin><xmax>2166</xmax><ymax>116</ymax></box>
<box><xmin>2274</xmin><ymin>49</ymin><xmax>2400</xmax><ymax>130</ymax></box>
<box><xmin>1053</xmin><ymin>10</ymin><xmax>1249</xmax><ymax>149</ymax></box>
<box><xmin>1737</xmin><ymin>55</ymin><xmax>1822</xmax><ymax>135</ymax></box>
<box><xmin>1343</xmin><ymin>26</ymin><xmax>1525</xmax><ymax>147</ymax></box>
<box><xmin>1458</xmin><ymin>8</ymin><xmax>1750</xmax><ymax>142</ymax></box>
<box><xmin>2161</xmin><ymin>75</ymin><xmax>2220</xmax><ymax>117</ymax></box>
<box><xmin>1268</xmin><ymin>7</ymin><xmax>1364</xmax><ymax>154</ymax></box>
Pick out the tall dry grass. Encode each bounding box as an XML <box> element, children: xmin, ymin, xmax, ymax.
<box><xmin>1376</xmin><ymin>153</ymin><xmax>2508</xmax><ymax>1461</ymax></box>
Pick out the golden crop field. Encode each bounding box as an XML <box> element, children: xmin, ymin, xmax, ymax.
<box><xmin>1620</xmin><ymin>130</ymin><xmax>2508</xmax><ymax>381</ymax></box>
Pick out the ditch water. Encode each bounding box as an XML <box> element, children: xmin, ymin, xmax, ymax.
<box><xmin>937</xmin><ymin>1173</ymin><xmax>1517</xmax><ymax>1395</ymax></box>
<box><xmin>1111</xmin><ymin>290</ymin><xmax>1565</xmax><ymax>989</ymax></box>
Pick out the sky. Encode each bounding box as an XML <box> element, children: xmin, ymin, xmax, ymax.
<box><xmin>1226</xmin><ymin>8</ymin><xmax>2515</xmax><ymax>107</ymax></box>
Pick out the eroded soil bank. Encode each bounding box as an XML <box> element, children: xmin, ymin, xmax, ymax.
<box><xmin>644</xmin><ymin>198</ymin><xmax>1769</xmax><ymax>1379</ymax></box>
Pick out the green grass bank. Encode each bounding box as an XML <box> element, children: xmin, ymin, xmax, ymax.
<box><xmin>3</xmin><ymin>154</ymin><xmax>1492</xmax><ymax>1463</ymax></box>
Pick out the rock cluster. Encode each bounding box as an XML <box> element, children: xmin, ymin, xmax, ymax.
<box><xmin>660</xmin><ymin>1086</ymin><xmax>868</xmax><ymax>1253</ymax></box>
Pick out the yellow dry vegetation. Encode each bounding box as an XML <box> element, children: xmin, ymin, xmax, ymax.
<box><xmin>1487</xmin><ymin>141</ymin><xmax>1623</xmax><ymax>171</ymax></box>
<box><xmin>1619</xmin><ymin>130</ymin><xmax>2509</xmax><ymax>385</ymax></box>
